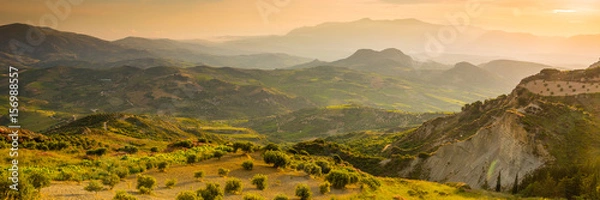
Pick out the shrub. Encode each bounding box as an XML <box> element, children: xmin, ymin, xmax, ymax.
<box><xmin>263</xmin><ymin>150</ymin><xmax>290</xmax><ymax>168</ymax></box>
<box><xmin>213</xmin><ymin>150</ymin><xmax>225</xmax><ymax>159</ymax></box>
<box><xmin>263</xmin><ymin>143</ymin><xmax>281</xmax><ymax>151</ymax></box>
<box><xmin>273</xmin><ymin>194</ymin><xmax>289</xmax><ymax>200</ymax></box>
<box><xmin>102</xmin><ymin>174</ymin><xmax>120</xmax><ymax>189</ymax></box>
<box><xmin>150</xmin><ymin>147</ymin><xmax>159</xmax><ymax>153</ymax></box>
<box><xmin>119</xmin><ymin>145</ymin><xmax>139</xmax><ymax>154</ymax></box>
<box><xmin>233</xmin><ymin>142</ymin><xmax>255</xmax><ymax>153</ymax></box>
<box><xmin>295</xmin><ymin>183</ymin><xmax>312</xmax><ymax>200</ymax></box>
<box><xmin>218</xmin><ymin>168</ymin><xmax>230</xmax><ymax>177</ymax></box>
<box><xmin>319</xmin><ymin>181</ymin><xmax>331</xmax><ymax>194</ymax></box>
<box><xmin>173</xmin><ymin>140</ymin><xmax>194</xmax><ymax>148</ymax></box>
<box><xmin>113</xmin><ymin>190</ymin><xmax>138</xmax><ymax>200</ymax></box>
<box><xmin>187</xmin><ymin>154</ymin><xmax>197</xmax><ymax>164</ymax></box>
<box><xmin>84</xmin><ymin>180</ymin><xmax>104</xmax><ymax>194</ymax></box>
<box><xmin>194</xmin><ymin>170</ymin><xmax>205</xmax><ymax>181</ymax></box>
<box><xmin>315</xmin><ymin>160</ymin><xmax>332</xmax><ymax>174</ymax></box>
<box><xmin>86</xmin><ymin>147</ymin><xmax>108</xmax><ymax>156</ymax></box>
<box><xmin>114</xmin><ymin>167</ymin><xmax>129</xmax><ymax>178</ymax></box>
<box><xmin>197</xmin><ymin>182</ymin><xmax>223</xmax><ymax>200</ymax></box>
<box><xmin>325</xmin><ymin>169</ymin><xmax>360</xmax><ymax>189</ymax></box>
<box><xmin>251</xmin><ymin>174</ymin><xmax>268</xmax><ymax>190</ymax></box>
<box><xmin>242</xmin><ymin>160</ymin><xmax>254</xmax><ymax>170</ymax></box>
<box><xmin>360</xmin><ymin>176</ymin><xmax>382</xmax><ymax>191</ymax></box>
<box><xmin>165</xmin><ymin>178</ymin><xmax>177</xmax><ymax>189</ymax></box>
<box><xmin>136</xmin><ymin>175</ymin><xmax>157</xmax><ymax>194</ymax></box>
<box><xmin>157</xmin><ymin>161</ymin><xmax>169</xmax><ymax>172</ymax></box>
<box><xmin>243</xmin><ymin>193</ymin><xmax>265</xmax><ymax>200</ymax></box>
<box><xmin>176</xmin><ymin>190</ymin><xmax>198</xmax><ymax>200</ymax></box>
<box><xmin>302</xmin><ymin>162</ymin><xmax>322</xmax><ymax>177</ymax></box>
<box><xmin>28</xmin><ymin>171</ymin><xmax>51</xmax><ymax>190</ymax></box>
<box><xmin>224</xmin><ymin>178</ymin><xmax>243</xmax><ymax>194</ymax></box>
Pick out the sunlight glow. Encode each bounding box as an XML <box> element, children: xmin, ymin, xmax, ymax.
<box><xmin>553</xmin><ymin>9</ymin><xmax>577</xmax><ymax>13</ymax></box>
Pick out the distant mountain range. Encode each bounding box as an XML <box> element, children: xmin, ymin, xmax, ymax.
<box><xmin>218</xmin><ymin>18</ymin><xmax>600</xmax><ymax>68</ymax></box>
<box><xmin>0</xmin><ymin>23</ymin><xmax>312</xmax><ymax>69</ymax></box>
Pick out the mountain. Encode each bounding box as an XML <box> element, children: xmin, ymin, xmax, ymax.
<box><xmin>479</xmin><ymin>60</ymin><xmax>554</xmax><ymax>87</ymax></box>
<box><xmin>436</xmin><ymin>62</ymin><xmax>509</xmax><ymax>90</ymax></box>
<box><xmin>113</xmin><ymin>37</ymin><xmax>312</xmax><ymax>69</ymax></box>
<box><xmin>0</xmin><ymin>23</ymin><xmax>311</xmax><ymax>69</ymax></box>
<box><xmin>379</xmin><ymin>66</ymin><xmax>600</xmax><ymax>198</ymax></box>
<box><xmin>238</xmin><ymin>104</ymin><xmax>446</xmax><ymax>142</ymax></box>
<box><xmin>218</xmin><ymin>18</ymin><xmax>600</xmax><ymax>67</ymax></box>
<box><xmin>590</xmin><ymin>59</ymin><xmax>600</xmax><ymax>69</ymax></box>
<box><xmin>0</xmin><ymin>23</ymin><xmax>150</xmax><ymax>66</ymax></box>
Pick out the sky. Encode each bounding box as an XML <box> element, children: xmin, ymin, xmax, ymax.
<box><xmin>1</xmin><ymin>0</ymin><xmax>599</xmax><ymax>41</ymax></box>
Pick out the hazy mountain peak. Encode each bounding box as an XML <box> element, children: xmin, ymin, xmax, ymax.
<box><xmin>590</xmin><ymin>59</ymin><xmax>600</xmax><ymax>69</ymax></box>
<box><xmin>453</xmin><ymin>61</ymin><xmax>479</xmax><ymax>70</ymax></box>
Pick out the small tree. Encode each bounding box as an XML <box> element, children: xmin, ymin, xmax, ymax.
<box><xmin>194</xmin><ymin>170</ymin><xmax>205</xmax><ymax>181</ymax></box>
<box><xmin>102</xmin><ymin>174</ymin><xmax>120</xmax><ymax>189</ymax></box>
<box><xmin>213</xmin><ymin>150</ymin><xmax>226</xmax><ymax>160</ymax></box>
<box><xmin>165</xmin><ymin>178</ymin><xmax>177</xmax><ymax>189</ymax></box>
<box><xmin>157</xmin><ymin>161</ymin><xmax>169</xmax><ymax>172</ymax></box>
<box><xmin>273</xmin><ymin>194</ymin><xmax>289</xmax><ymax>200</ymax></box>
<box><xmin>113</xmin><ymin>190</ymin><xmax>138</xmax><ymax>200</ymax></box>
<box><xmin>319</xmin><ymin>181</ymin><xmax>331</xmax><ymax>194</ymax></box>
<box><xmin>176</xmin><ymin>190</ymin><xmax>198</xmax><ymax>200</ymax></box>
<box><xmin>295</xmin><ymin>183</ymin><xmax>312</xmax><ymax>200</ymax></box>
<box><xmin>262</xmin><ymin>143</ymin><xmax>281</xmax><ymax>151</ymax></box>
<box><xmin>251</xmin><ymin>174</ymin><xmax>268</xmax><ymax>190</ymax></box>
<box><xmin>218</xmin><ymin>168</ymin><xmax>230</xmax><ymax>177</ymax></box>
<box><xmin>496</xmin><ymin>172</ymin><xmax>502</xmax><ymax>192</ymax></box>
<box><xmin>263</xmin><ymin>150</ymin><xmax>290</xmax><ymax>168</ymax></box>
<box><xmin>243</xmin><ymin>193</ymin><xmax>265</xmax><ymax>200</ymax></box>
<box><xmin>225</xmin><ymin>178</ymin><xmax>243</xmax><ymax>194</ymax></box>
<box><xmin>136</xmin><ymin>175</ymin><xmax>157</xmax><ymax>194</ymax></box>
<box><xmin>512</xmin><ymin>173</ymin><xmax>519</xmax><ymax>194</ymax></box>
<box><xmin>242</xmin><ymin>160</ymin><xmax>254</xmax><ymax>170</ymax></box>
<box><xmin>84</xmin><ymin>180</ymin><xmax>104</xmax><ymax>194</ymax></box>
<box><xmin>197</xmin><ymin>182</ymin><xmax>223</xmax><ymax>200</ymax></box>
<box><xmin>303</xmin><ymin>162</ymin><xmax>322</xmax><ymax>177</ymax></box>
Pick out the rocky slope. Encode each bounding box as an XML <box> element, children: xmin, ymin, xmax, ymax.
<box><xmin>383</xmin><ymin>66</ymin><xmax>600</xmax><ymax>197</ymax></box>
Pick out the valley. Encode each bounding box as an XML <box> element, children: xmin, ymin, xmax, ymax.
<box><xmin>0</xmin><ymin>20</ymin><xmax>599</xmax><ymax>200</ymax></box>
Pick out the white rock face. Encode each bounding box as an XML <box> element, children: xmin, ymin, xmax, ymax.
<box><xmin>399</xmin><ymin>113</ymin><xmax>551</xmax><ymax>189</ymax></box>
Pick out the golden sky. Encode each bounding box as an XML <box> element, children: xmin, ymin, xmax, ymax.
<box><xmin>1</xmin><ymin>0</ymin><xmax>599</xmax><ymax>40</ymax></box>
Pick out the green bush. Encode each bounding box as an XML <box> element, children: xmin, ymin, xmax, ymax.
<box><xmin>243</xmin><ymin>193</ymin><xmax>265</xmax><ymax>200</ymax></box>
<box><xmin>165</xmin><ymin>178</ymin><xmax>177</xmax><ymax>189</ymax></box>
<box><xmin>319</xmin><ymin>181</ymin><xmax>331</xmax><ymax>194</ymax></box>
<box><xmin>251</xmin><ymin>174</ymin><xmax>268</xmax><ymax>190</ymax></box>
<box><xmin>325</xmin><ymin>169</ymin><xmax>360</xmax><ymax>189</ymax></box>
<box><xmin>136</xmin><ymin>175</ymin><xmax>157</xmax><ymax>194</ymax></box>
<box><xmin>113</xmin><ymin>190</ymin><xmax>138</xmax><ymax>200</ymax></box>
<box><xmin>218</xmin><ymin>168</ymin><xmax>230</xmax><ymax>177</ymax></box>
<box><xmin>86</xmin><ymin>147</ymin><xmax>108</xmax><ymax>156</ymax></box>
<box><xmin>302</xmin><ymin>162</ymin><xmax>322</xmax><ymax>177</ymax></box>
<box><xmin>273</xmin><ymin>194</ymin><xmax>289</xmax><ymax>200</ymax></box>
<box><xmin>157</xmin><ymin>161</ymin><xmax>169</xmax><ymax>172</ymax></box>
<box><xmin>176</xmin><ymin>190</ymin><xmax>198</xmax><ymax>200</ymax></box>
<box><xmin>150</xmin><ymin>147</ymin><xmax>159</xmax><ymax>153</ymax></box>
<box><xmin>187</xmin><ymin>154</ymin><xmax>197</xmax><ymax>164</ymax></box>
<box><xmin>263</xmin><ymin>150</ymin><xmax>290</xmax><ymax>168</ymax></box>
<box><xmin>315</xmin><ymin>160</ymin><xmax>332</xmax><ymax>174</ymax></box>
<box><xmin>213</xmin><ymin>150</ymin><xmax>226</xmax><ymax>159</ymax></box>
<box><xmin>224</xmin><ymin>178</ymin><xmax>243</xmax><ymax>194</ymax></box>
<box><xmin>295</xmin><ymin>183</ymin><xmax>312</xmax><ymax>200</ymax></box>
<box><xmin>242</xmin><ymin>160</ymin><xmax>254</xmax><ymax>170</ymax></box>
<box><xmin>28</xmin><ymin>171</ymin><xmax>51</xmax><ymax>191</ymax></box>
<box><xmin>84</xmin><ymin>180</ymin><xmax>104</xmax><ymax>194</ymax></box>
<box><xmin>197</xmin><ymin>182</ymin><xmax>223</xmax><ymax>200</ymax></box>
<box><xmin>263</xmin><ymin>143</ymin><xmax>281</xmax><ymax>151</ymax></box>
<box><xmin>102</xmin><ymin>174</ymin><xmax>120</xmax><ymax>189</ymax></box>
<box><xmin>194</xmin><ymin>170</ymin><xmax>205</xmax><ymax>181</ymax></box>
<box><xmin>114</xmin><ymin>167</ymin><xmax>129</xmax><ymax>178</ymax></box>
<box><xmin>360</xmin><ymin>176</ymin><xmax>381</xmax><ymax>191</ymax></box>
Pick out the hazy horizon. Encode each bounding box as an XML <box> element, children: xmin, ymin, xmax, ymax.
<box><xmin>2</xmin><ymin>0</ymin><xmax>600</xmax><ymax>41</ymax></box>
